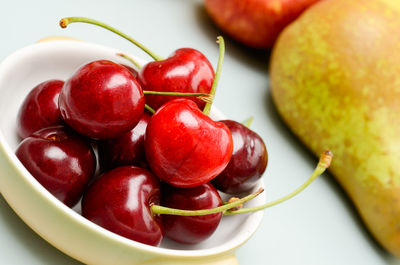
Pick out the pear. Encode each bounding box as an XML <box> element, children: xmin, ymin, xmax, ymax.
<box><xmin>270</xmin><ymin>0</ymin><xmax>400</xmax><ymax>257</ymax></box>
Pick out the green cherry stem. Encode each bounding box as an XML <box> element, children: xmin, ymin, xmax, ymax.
<box><xmin>117</xmin><ymin>52</ymin><xmax>143</xmax><ymax>69</ymax></box>
<box><xmin>59</xmin><ymin>17</ymin><xmax>164</xmax><ymax>61</ymax></box>
<box><xmin>203</xmin><ymin>36</ymin><xmax>225</xmax><ymax>116</ymax></box>
<box><xmin>143</xmin><ymin>90</ymin><xmax>211</xmax><ymax>98</ymax></box>
<box><xmin>143</xmin><ymin>90</ymin><xmax>213</xmax><ymax>114</ymax></box>
<box><xmin>150</xmin><ymin>188</ymin><xmax>264</xmax><ymax>216</ymax></box>
<box><xmin>144</xmin><ymin>104</ymin><xmax>156</xmax><ymax>114</ymax></box>
<box><xmin>242</xmin><ymin>116</ymin><xmax>254</xmax><ymax>128</ymax></box>
<box><xmin>143</xmin><ymin>90</ymin><xmax>213</xmax><ymax>105</ymax></box>
<box><xmin>224</xmin><ymin>150</ymin><xmax>333</xmax><ymax>215</ymax></box>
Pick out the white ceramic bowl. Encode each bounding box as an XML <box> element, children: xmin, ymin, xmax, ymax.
<box><xmin>0</xmin><ymin>40</ymin><xmax>265</xmax><ymax>265</ymax></box>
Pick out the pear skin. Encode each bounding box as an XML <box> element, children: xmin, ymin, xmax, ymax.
<box><xmin>270</xmin><ymin>0</ymin><xmax>400</xmax><ymax>257</ymax></box>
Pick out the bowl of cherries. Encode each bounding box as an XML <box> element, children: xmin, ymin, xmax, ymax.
<box><xmin>0</xmin><ymin>17</ymin><xmax>331</xmax><ymax>265</ymax></box>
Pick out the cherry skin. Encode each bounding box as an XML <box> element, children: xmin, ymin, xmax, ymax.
<box><xmin>15</xmin><ymin>125</ymin><xmax>96</xmax><ymax>207</ymax></box>
<box><xmin>212</xmin><ymin>120</ymin><xmax>268</xmax><ymax>194</ymax></box>
<box><xmin>59</xmin><ymin>60</ymin><xmax>145</xmax><ymax>140</ymax></box>
<box><xmin>81</xmin><ymin>166</ymin><xmax>163</xmax><ymax>246</ymax></box>
<box><xmin>121</xmin><ymin>64</ymin><xmax>138</xmax><ymax>77</ymax></box>
<box><xmin>161</xmin><ymin>182</ymin><xmax>223</xmax><ymax>244</ymax></box>
<box><xmin>98</xmin><ymin>112</ymin><xmax>150</xmax><ymax>171</ymax></box>
<box><xmin>138</xmin><ymin>48</ymin><xmax>215</xmax><ymax>111</ymax></box>
<box><xmin>145</xmin><ymin>98</ymin><xmax>233</xmax><ymax>188</ymax></box>
<box><xmin>17</xmin><ymin>79</ymin><xmax>64</xmax><ymax>139</ymax></box>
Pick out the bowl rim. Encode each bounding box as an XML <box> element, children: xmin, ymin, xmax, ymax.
<box><xmin>0</xmin><ymin>40</ymin><xmax>265</xmax><ymax>259</ymax></box>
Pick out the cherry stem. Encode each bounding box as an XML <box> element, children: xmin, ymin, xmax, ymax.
<box><xmin>117</xmin><ymin>53</ymin><xmax>142</xmax><ymax>69</ymax></box>
<box><xmin>150</xmin><ymin>188</ymin><xmax>264</xmax><ymax>216</ymax></box>
<box><xmin>224</xmin><ymin>150</ymin><xmax>333</xmax><ymax>215</ymax></box>
<box><xmin>203</xmin><ymin>36</ymin><xmax>225</xmax><ymax>116</ymax></box>
<box><xmin>143</xmin><ymin>91</ymin><xmax>213</xmax><ymax>105</ymax></box>
<box><xmin>145</xmin><ymin>104</ymin><xmax>155</xmax><ymax>114</ymax></box>
<box><xmin>143</xmin><ymin>90</ymin><xmax>211</xmax><ymax>98</ymax></box>
<box><xmin>242</xmin><ymin>116</ymin><xmax>254</xmax><ymax>128</ymax></box>
<box><xmin>59</xmin><ymin>17</ymin><xmax>164</xmax><ymax>61</ymax></box>
<box><xmin>143</xmin><ymin>92</ymin><xmax>212</xmax><ymax>114</ymax></box>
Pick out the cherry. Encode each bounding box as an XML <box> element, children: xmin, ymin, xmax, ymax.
<box><xmin>160</xmin><ymin>182</ymin><xmax>223</xmax><ymax>244</ymax></box>
<box><xmin>17</xmin><ymin>79</ymin><xmax>64</xmax><ymax>139</ymax></box>
<box><xmin>145</xmin><ymin>98</ymin><xmax>233</xmax><ymax>187</ymax></box>
<box><xmin>98</xmin><ymin>112</ymin><xmax>151</xmax><ymax>171</ymax></box>
<box><xmin>81</xmin><ymin>166</ymin><xmax>163</xmax><ymax>246</ymax></box>
<box><xmin>15</xmin><ymin>125</ymin><xmax>96</xmax><ymax>207</ymax></box>
<box><xmin>58</xmin><ymin>59</ymin><xmax>145</xmax><ymax>140</ymax></box>
<box><xmin>137</xmin><ymin>48</ymin><xmax>214</xmax><ymax>111</ymax></box>
<box><xmin>60</xmin><ymin>17</ymin><xmax>214</xmax><ymax>111</ymax></box>
<box><xmin>212</xmin><ymin>120</ymin><xmax>268</xmax><ymax>194</ymax></box>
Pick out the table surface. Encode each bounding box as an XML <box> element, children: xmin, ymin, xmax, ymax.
<box><xmin>0</xmin><ymin>1</ymin><xmax>399</xmax><ymax>264</ymax></box>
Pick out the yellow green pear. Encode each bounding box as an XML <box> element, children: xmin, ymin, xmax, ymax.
<box><xmin>270</xmin><ymin>0</ymin><xmax>400</xmax><ymax>257</ymax></box>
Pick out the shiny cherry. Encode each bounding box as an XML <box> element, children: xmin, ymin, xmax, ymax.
<box><xmin>145</xmin><ymin>98</ymin><xmax>233</xmax><ymax>188</ymax></box>
<box><xmin>98</xmin><ymin>112</ymin><xmax>150</xmax><ymax>171</ymax></box>
<box><xmin>138</xmin><ymin>48</ymin><xmax>214</xmax><ymax>111</ymax></box>
<box><xmin>15</xmin><ymin>125</ymin><xmax>96</xmax><ymax>207</ymax></box>
<box><xmin>212</xmin><ymin>120</ymin><xmax>268</xmax><ymax>194</ymax></box>
<box><xmin>59</xmin><ymin>60</ymin><xmax>145</xmax><ymax>139</ymax></box>
<box><xmin>161</xmin><ymin>182</ymin><xmax>223</xmax><ymax>244</ymax></box>
<box><xmin>17</xmin><ymin>79</ymin><xmax>64</xmax><ymax>139</ymax></box>
<box><xmin>81</xmin><ymin>166</ymin><xmax>163</xmax><ymax>246</ymax></box>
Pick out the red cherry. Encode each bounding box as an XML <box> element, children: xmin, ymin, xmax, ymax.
<box><xmin>81</xmin><ymin>166</ymin><xmax>163</xmax><ymax>246</ymax></box>
<box><xmin>98</xmin><ymin>112</ymin><xmax>150</xmax><ymax>171</ymax></box>
<box><xmin>59</xmin><ymin>60</ymin><xmax>145</xmax><ymax>139</ymax></box>
<box><xmin>138</xmin><ymin>48</ymin><xmax>214</xmax><ymax>110</ymax></box>
<box><xmin>145</xmin><ymin>98</ymin><xmax>233</xmax><ymax>188</ymax></box>
<box><xmin>212</xmin><ymin>120</ymin><xmax>268</xmax><ymax>194</ymax></box>
<box><xmin>17</xmin><ymin>79</ymin><xmax>64</xmax><ymax>139</ymax></box>
<box><xmin>15</xmin><ymin>125</ymin><xmax>96</xmax><ymax>207</ymax></box>
<box><xmin>161</xmin><ymin>182</ymin><xmax>223</xmax><ymax>244</ymax></box>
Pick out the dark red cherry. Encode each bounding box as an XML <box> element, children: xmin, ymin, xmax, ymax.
<box><xmin>59</xmin><ymin>60</ymin><xmax>145</xmax><ymax>139</ymax></box>
<box><xmin>138</xmin><ymin>48</ymin><xmax>214</xmax><ymax>110</ymax></box>
<box><xmin>161</xmin><ymin>182</ymin><xmax>223</xmax><ymax>244</ymax></box>
<box><xmin>81</xmin><ymin>166</ymin><xmax>163</xmax><ymax>246</ymax></box>
<box><xmin>17</xmin><ymin>79</ymin><xmax>64</xmax><ymax>139</ymax></box>
<box><xmin>145</xmin><ymin>98</ymin><xmax>233</xmax><ymax>188</ymax></box>
<box><xmin>212</xmin><ymin>120</ymin><xmax>268</xmax><ymax>194</ymax></box>
<box><xmin>15</xmin><ymin>125</ymin><xmax>96</xmax><ymax>207</ymax></box>
<box><xmin>98</xmin><ymin>112</ymin><xmax>150</xmax><ymax>171</ymax></box>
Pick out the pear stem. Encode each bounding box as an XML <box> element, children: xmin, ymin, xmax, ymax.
<box><xmin>203</xmin><ymin>36</ymin><xmax>225</xmax><ymax>116</ymax></box>
<box><xmin>117</xmin><ymin>52</ymin><xmax>142</xmax><ymax>69</ymax></box>
<box><xmin>224</xmin><ymin>150</ymin><xmax>333</xmax><ymax>215</ymax></box>
<box><xmin>59</xmin><ymin>17</ymin><xmax>164</xmax><ymax>61</ymax></box>
<box><xmin>150</xmin><ymin>188</ymin><xmax>264</xmax><ymax>216</ymax></box>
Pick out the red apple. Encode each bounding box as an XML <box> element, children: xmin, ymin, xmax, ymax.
<box><xmin>204</xmin><ymin>0</ymin><xmax>321</xmax><ymax>49</ymax></box>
